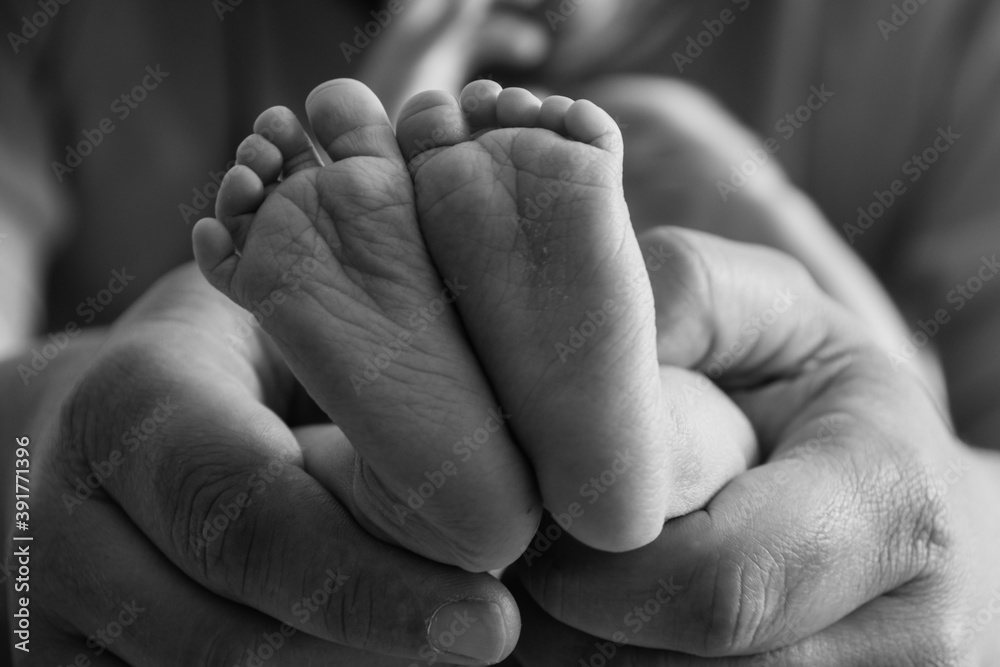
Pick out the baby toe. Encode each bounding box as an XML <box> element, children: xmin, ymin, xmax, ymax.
<box><xmin>253</xmin><ymin>106</ymin><xmax>322</xmax><ymax>176</ymax></box>
<box><xmin>396</xmin><ymin>89</ymin><xmax>471</xmax><ymax>169</ymax></box>
<box><xmin>460</xmin><ymin>79</ymin><xmax>502</xmax><ymax>133</ymax></box>
<box><xmin>236</xmin><ymin>133</ymin><xmax>283</xmax><ymax>184</ymax></box>
<box><xmin>538</xmin><ymin>95</ymin><xmax>574</xmax><ymax>136</ymax></box>
<box><xmin>565</xmin><ymin>99</ymin><xmax>623</xmax><ymax>156</ymax></box>
<box><xmin>215</xmin><ymin>164</ymin><xmax>264</xmax><ymax>250</ymax></box>
<box><xmin>496</xmin><ymin>87</ymin><xmax>542</xmax><ymax>128</ymax></box>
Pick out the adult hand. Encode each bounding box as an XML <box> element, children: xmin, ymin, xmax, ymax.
<box><xmin>577</xmin><ymin>75</ymin><xmax>947</xmax><ymax>404</ymax></box>
<box><xmin>5</xmin><ymin>264</ymin><xmax>518</xmax><ymax>666</ymax></box>
<box><xmin>505</xmin><ymin>227</ymin><xmax>1000</xmax><ymax>665</ymax></box>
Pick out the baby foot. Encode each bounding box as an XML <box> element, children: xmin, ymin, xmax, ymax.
<box><xmin>192</xmin><ymin>79</ymin><xmax>540</xmax><ymax>572</ymax></box>
<box><xmin>396</xmin><ymin>81</ymin><xmax>669</xmax><ymax>551</ymax></box>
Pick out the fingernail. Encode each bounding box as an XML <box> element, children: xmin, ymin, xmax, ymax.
<box><xmin>428</xmin><ymin>600</ymin><xmax>508</xmax><ymax>664</ymax></box>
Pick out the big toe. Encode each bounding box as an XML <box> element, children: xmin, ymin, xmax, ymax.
<box><xmin>305</xmin><ymin>79</ymin><xmax>402</xmax><ymax>163</ymax></box>
<box><xmin>396</xmin><ymin>89</ymin><xmax>472</xmax><ymax>169</ymax></box>
<box><xmin>564</xmin><ymin>98</ymin><xmax>624</xmax><ymax>156</ymax></box>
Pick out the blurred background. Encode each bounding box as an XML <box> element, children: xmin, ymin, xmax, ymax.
<box><xmin>3</xmin><ymin>0</ymin><xmax>1000</xmax><ymax>661</ymax></box>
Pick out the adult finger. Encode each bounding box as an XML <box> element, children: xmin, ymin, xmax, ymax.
<box><xmin>581</xmin><ymin>76</ymin><xmax>925</xmax><ymax>375</ymax></box>
<box><xmin>640</xmin><ymin>226</ymin><xmax>837</xmax><ymax>385</ymax></box>
<box><xmin>507</xmin><ymin>567</ymin><xmax>962</xmax><ymax>666</ymax></box>
<box><xmin>655</xmin><ymin>365</ymin><xmax>756</xmax><ymax>519</ymax></box>
<box><xmin>57</xmin><ymin>264</ymin><xmax>519</xmax><ymax>664</ymax></box>
<box><xmin>31</xmin><ymin>482</ymin><xmax>443</xmax><ymax>667</ymax></box>
<box><xmin>509</xmin><ymin>230</ymin><xmax>959</xmax><ymax>655</ymax></box>
<box><xmin>512</xmin><ymin>404</ymin><xmax>955</xmax><ymax>657</ymax></box>
<box><xmin>641</xmin><ymin>226</ymin><xmax>869</xmax><ymax>446</ymax></box>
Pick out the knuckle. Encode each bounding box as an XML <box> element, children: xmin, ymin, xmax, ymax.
<box><xmin>57</xmin><ymin>339</ymin><xmax>170</xmax><ymax>467</ymax></box>
<box><xmin>296</xmin><ymin>559</ymin><xmax>410</xmax><ymax>653</ymax></box>
<box><xmin>167</xmin><ymin>449</ymin><xmax>259</xmax><ymax>585</ymax></box>
<box><xmin>880</xmin><ymin>452</ymin><xmax>954</xmax><ymax>579</ymax></box>
<box><xmin>696</xmin><ymin>545</ymin><xmax>790</xmax><ymax>656</ymax></box>
<box><xmin>321</xmin><ymin>570</ymin><xmax>375</xmax><ymax>648</ymax></box>
<box><xmin>908</xmin><ymin>466</ymin><xmax>953</xmax><ymax>566</ymax></box>
<box><xmin>57</xmin><ymin>350</ymin><xmax>126</xmax><ymax>462</ymax></box>
<box><xmin>839</xmin><ymin>426</ymin><xmax>956</xmax><ymax>587</ymax></box>
<box><xmin>195</xmin><ymin>619</ymin><xmax>256</xmax><ymax>667</ymax></box>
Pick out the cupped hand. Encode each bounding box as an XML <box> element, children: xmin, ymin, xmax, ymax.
<box><xmin>576</xmin><ymin>75</ymin><xmax>947</xmax><ymax>403</ymax></box>
<box><xmin>505</xmin><ymin>227</ymin><xmax>1000</xmax><ymax>665</ymax></box>
<box><xmin>6</xmin><ymin>263</ymin><xmax>519</xmax><ymax>666</ymax></box>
